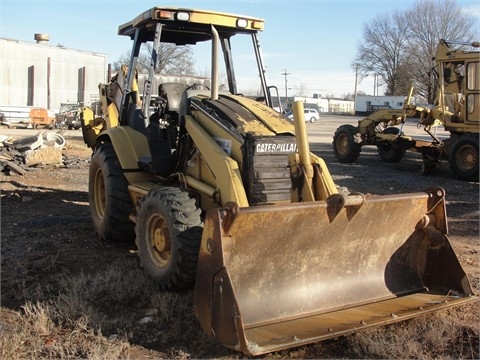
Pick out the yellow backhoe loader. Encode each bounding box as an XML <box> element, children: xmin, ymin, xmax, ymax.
<box><xmin>333</xmin><ymin>40</ymin><xmax>479</xmax><ymax>181</ymax></box>
<box><xmin>81</xmin><ymin>7</ymin><xmax>477</xmax><ymax>355</ymax></box>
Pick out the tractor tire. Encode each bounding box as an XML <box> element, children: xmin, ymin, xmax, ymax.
<box><xmin>89</xmin><ymin>142</ymin><xmax>135</xmax><ymax>242</ymax></box>
<box><xmin>136</xmin><ymin>187</ymin><xmax>203</xmax><ymax>289</ymax></box>
<box><xmin>332</xmin><ymin>124</ymin><xmax>362</xmax><ymax>163</ymax></box>
<box><xmin>377</xmin><ymin>127</ymin><xmax>405</xmax><ymax>162</ymax></box>
<box><xmin>449</xmin><ymin>134</ymin><xmax>479</xmax><ymax>182</ymax></box>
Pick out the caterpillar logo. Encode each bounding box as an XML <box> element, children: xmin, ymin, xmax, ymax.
<box><xmin>255</xmin><ymin>143</ymin><xmax>297</xmax><ymax>153</ymax></box>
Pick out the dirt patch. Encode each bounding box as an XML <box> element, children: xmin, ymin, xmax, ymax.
<box><xmin>1</xmin><ymin>131</ymin><xmax>478</xmax><ymax>358</ymax></box>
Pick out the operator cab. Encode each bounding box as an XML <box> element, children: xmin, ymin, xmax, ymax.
<box><xmin>116</xmin><ymin>7</ymin><xmax>283</xmax><ymax>175</ymax></box>
<box><xmin>116</xmin><ymin>7</ymin><xmax>279</xmax><ymax>127</ymax></box>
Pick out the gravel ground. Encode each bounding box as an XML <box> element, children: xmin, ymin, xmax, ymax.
<box><xmin>1</xmin><ymin>119</ymin><xmax>478</xmax><ymax>358</ymax></box>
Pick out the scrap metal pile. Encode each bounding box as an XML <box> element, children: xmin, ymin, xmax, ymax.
<box><xmin>0</xmin><ymin>132</ymin><xmax>87</xmax><ymax>175</ymax></box>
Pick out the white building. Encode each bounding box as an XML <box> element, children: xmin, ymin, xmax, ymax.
<box><xmin>355</xmin><ymin>95</ymin><xmax>406</xmax><ymax>115</ymax></box>
<box><xmin>0</xmin><ymin>35</ymin><xmax>107</xmax><ymax>112</ymax></box>
<box><xmin>293</xmin><ymin>96</ymin><xmax>355</xmax><ymax>114</ymax></box>
<box><xmin>293</xmin><ymin>96</ymin><xmax>329</xmax><ymax>112</ymax></box>
<box><xmin>328</xmin><ymin>99</ymin><xmax>354</xmax><ymax>114</ymax></box>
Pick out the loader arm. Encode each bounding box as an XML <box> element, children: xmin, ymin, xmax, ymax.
<box><xmin>184</xmin><ymin>114</ymin><xmax>249</xmax><ymax>207</ymax></box>
<box><xmin>289</xmin><ymin>101</ymin><xmax>338</xmax><ymax>201</ymax></box>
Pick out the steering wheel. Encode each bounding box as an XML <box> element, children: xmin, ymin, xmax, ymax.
<box><xmin>185</xmin><ymin>83</ymin><xmax>210</xmax><ymax>91</ymax></box>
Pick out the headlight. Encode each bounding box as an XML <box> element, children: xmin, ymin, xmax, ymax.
<box><xmin>236</xmin><ymin>18</ymin><xmax>248</xmax><ymax>28</ymax></box>
<box><xmin>176</xmin><ymin>12</ymin><xmax>190</xmax><ymax>21</ymax></box>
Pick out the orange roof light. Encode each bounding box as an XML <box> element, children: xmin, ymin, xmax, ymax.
<box><xmin>158</xmin><ymin>10</ymin><xmax>172</xmax><ymax>19</ymax></box>
<box><xmin>252</xmin><ymin>21</ymin><xmax>263</xmax><ymax>30</ymax></box>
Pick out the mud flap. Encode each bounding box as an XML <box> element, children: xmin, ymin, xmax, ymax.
<box><xmin>193</xmin><ymin>188</ymin><xmax>477</xmax><ymax>355</ymax></box>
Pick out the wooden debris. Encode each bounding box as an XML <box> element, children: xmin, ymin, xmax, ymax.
<box><xmin>4</xmin><ymin>161</ymin><xmax>26</xmax><ymax>175</ymax></box>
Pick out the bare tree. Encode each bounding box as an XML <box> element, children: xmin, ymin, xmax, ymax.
<box><xmin>353</xmin><ymin>11</ymin><xmax>406</xmax><ymax>96</ymax></box>
<box><xmin>112</xmin><ymin>43</ymin><xmax>196</xmax><ymax>76</ymax></box>
<box><xmin>294</xmin><ymin>83</ymin><xmax>308</xmax><ymax>97</ymax></box>
<box><xmin>353</xmin><ymin>0</ymin><xmax>475</xmax><ymax>102</ymax></box>
<box><xmin>343</xmin><ymin>90</ymin><xmax>366</xmax><ymax>101</ymax></box>
<box><xmin>196</xmin><ymin>67</ymin><xmax>228</xmax><ymax>89</ymax></box>
<box><xmin>403</xmin><ymin>0</ymin><xmax>475</xmax><ymax>103</ymax></box>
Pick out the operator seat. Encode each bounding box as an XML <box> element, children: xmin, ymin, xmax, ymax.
<box><xmin>159</xmin><ymin>82</ymin><xmax>189</xmax><ymax>114</ymax></box>
<box><xmin>140</xmin><ymin>83</ymin><xmax>189</xmax><ymax>176</ymax></box>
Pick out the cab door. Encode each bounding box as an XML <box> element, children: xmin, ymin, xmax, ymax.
<box><xmin>465</xmin><ymin>61</ymin><xmax>480</xmax><ymax>124</ymax></box>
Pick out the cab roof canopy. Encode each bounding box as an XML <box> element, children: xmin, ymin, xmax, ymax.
<box><xmin>118</xmin><ymin>7</ymin><xmax>265</xmax><ymax>45</ymax></box>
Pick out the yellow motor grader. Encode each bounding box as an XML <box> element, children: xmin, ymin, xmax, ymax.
<box><xmin>333</xmin><ymin>40</ymin><xmax>479</xmax><ymax>182</ymax></box>
<box><xmin>81</xmin><ymin>7</ymin><xmax>477</xmax><ymax>356</ymax></box>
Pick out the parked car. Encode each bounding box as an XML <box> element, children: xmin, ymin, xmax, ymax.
<box><xmin>286</xmin><ymin>108</ymin><xmax>320</xmax><ymax>123</ymax></box>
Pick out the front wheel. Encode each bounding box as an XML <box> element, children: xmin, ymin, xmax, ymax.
<box><xmin>310</xmin><ymin>117</ymin><xmax>316</xmax><ymax>123</ymax></box>
<box><xmin>377</xmin><ymin>127</ymin><xmax>405</xmax><ymax>162</ymax></box>
<box><xmin>136</xmin><ymin>187</ymin><xmax>203</xmax><ymax>289</ymax></box>
<box><xmin>332</xmin><ymin>124</ymin><xmax>362</xmax><ymax>163</ymax></box>
<box><xmin>449</xmin><ymin>134</ymin><xmax>479</xmax><ymax>181</ymax></box>
<box><xmin>89</xmin><ymin>142</ymin><xmax>135</xmax><ymax>242</ymax></box>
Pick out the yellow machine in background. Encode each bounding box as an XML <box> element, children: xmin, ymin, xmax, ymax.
<box><xmin>81</xmin><ymin>7</ymin><xmax>477</xmax><ymax>355</ymax></box>
<box><xmin>333</xmin><ymin>40</ymin><xmax>479</xmax><ymax>181</ymax></box>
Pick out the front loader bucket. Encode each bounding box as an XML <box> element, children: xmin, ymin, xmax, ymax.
<box><xmin>193</xmin><ymin>187</ymin><xmax>477</xmax><ymax>355</ymax></box>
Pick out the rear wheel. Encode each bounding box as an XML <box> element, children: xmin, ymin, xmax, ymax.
<box><xmin>449</xmin><ymin>134</ymin><xmax>479</xmax><ymax>181</ymax></box>
<box><xmin>136</xmin><ymin>187</ymin><xmax>203</xmax><ymax>289</ymax></box>
<box><xmin>377</xmin><ymin>127</ymin><xmax>405</xmax><ymax>162</ymax></box>
<box><xmin>332</xmin><ymin>124</ymin><xmax>361</xmax><ymax>163</ymax></box>
<box><xmin>89</xmin><ymin>142</ymin><xmax>135</xmax><ymax>242</ymax></box>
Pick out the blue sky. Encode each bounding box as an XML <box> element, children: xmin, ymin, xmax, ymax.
<box><xmin>1</xmin><ymin>0</ymin><xmax>479</xmax><ymax>98</ymax></box>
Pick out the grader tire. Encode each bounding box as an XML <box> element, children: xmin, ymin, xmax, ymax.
<box><xmin>136</xmin><ymin>187</ymin><xmax>203</xmax><ymax>289</ymax></box>
<box><xmin>333</xmin><ymin>124</ymin><xmax>362</xmax><ymax>163</ymax></box>
<box><xmin>449</xmin><ymin>134</ymin><xmax>479</xmax><ymax>182</ymax></box>
<box><xmin>377</xmin><ymin>127</ymin><xmax>405</xmax><ymax>163</ymax></box>
<box><xmin>89</xmin><ymin>142</ymin><xmax>135</xmax><ymax>242</ymax></box>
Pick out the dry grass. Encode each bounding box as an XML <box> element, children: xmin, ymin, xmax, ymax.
<box><xmin>346</xmin><ymin>306</ymin><xmax>479</xmax><ymax>359</ymax></box>
<box><xmin>0</xmin><ymin>259</ymin><xmax>225</xmax><ymax>359</ymax></box>
<box><xmin>0</xmin><ymin>260</ymin><xmax>145</xmax><ymax>359</ymax></box>
<box><xmin>1</xmin><ymin>304</ymin><xmax>130</xmax><ymax>359</ymax></box>
<box><xmin>1</xmin><ymin>258</ymin><xmax>478</xmax><ymax>359</ymax></box>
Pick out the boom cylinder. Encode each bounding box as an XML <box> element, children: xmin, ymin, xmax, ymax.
<box><xmin>292</xmin><ymin>101</ymin><xmax>314</xmax><ymax>181</ymax></box>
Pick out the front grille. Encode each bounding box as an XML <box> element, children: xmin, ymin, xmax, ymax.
<box><xmin>243</xmin><ymin>136</ymin><xmax>297</xmax><ymax>204</ymax></box>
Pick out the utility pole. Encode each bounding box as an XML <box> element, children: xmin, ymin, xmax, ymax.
<box><xmin>353</xmin><ymin>64</ymin><xmax>358</xmax><ymax>102</ymax></box>
<box><xmin>354</xmin><ymin>64</ymin><xmax>358</xmax><ymax>111</ymax></box>
<box><xmin>281</xmin><ymin>69</ymin><xmax>290</xmax><ymax>99</ymax></box>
